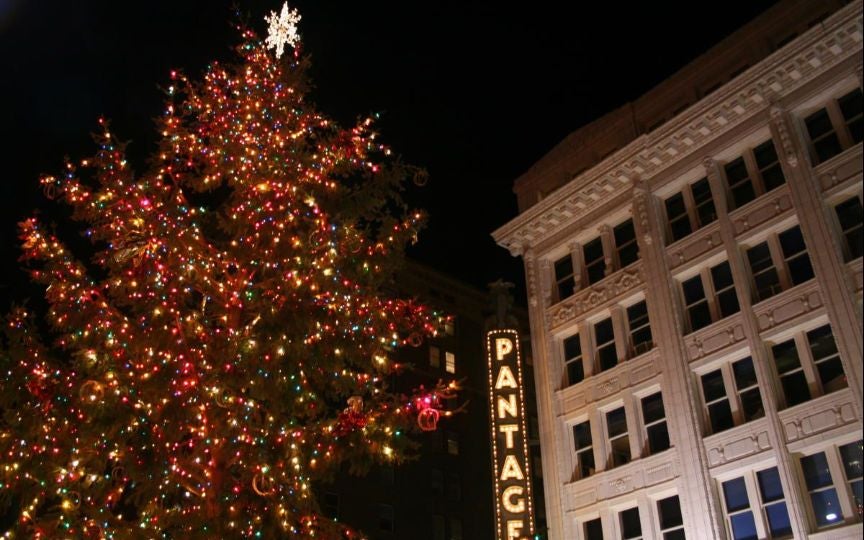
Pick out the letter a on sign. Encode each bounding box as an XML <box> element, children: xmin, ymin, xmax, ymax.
<box><xmin>495</xmin><ymin>366</ymin><xmax>518</xmax><ymax>389</ymax></box>
<box><xmin>496</xmin><ymin>338</ymin><xmax>513</xmax><ymax>360</ymax></box>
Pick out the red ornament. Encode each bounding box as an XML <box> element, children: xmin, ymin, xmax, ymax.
<box><xmin>417</xmin><ymin>408</ymin><xmax>440</xmax><ymax>431</ymax></box>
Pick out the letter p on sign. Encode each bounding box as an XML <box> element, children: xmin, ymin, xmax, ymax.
<box><xmin>495</xmin><ymin>338</ymin><xmax>513</xmax><ymax>360</ymax></box>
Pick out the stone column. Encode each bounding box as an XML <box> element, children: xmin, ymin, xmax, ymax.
<box><xmin>704</xmin><ymin>156</ymin><xmax>809</xmax><ymax>538</ymax></box>
<box><xmin>630</xmin><ymin>179</ymin><xmax>725</xmax><ymax>539</ymax></box>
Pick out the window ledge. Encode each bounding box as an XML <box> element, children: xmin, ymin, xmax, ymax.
<box><xmin>547</xmin><ymin>262</ymin><xmax>644</xmax><ymax>330</ymax></box>
<box><xmin>779</xmin><ymin>387</ymin><xmax>857</xmax><ymax>450</ymax></box>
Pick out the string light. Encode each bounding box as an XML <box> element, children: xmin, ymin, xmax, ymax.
<box><xmin>1</xmin><ymin>6</ymin><xmax>457</xmax><ymax>539</ymax></box>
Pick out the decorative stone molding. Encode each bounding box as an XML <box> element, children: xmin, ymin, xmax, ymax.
<box><xmin>539</xmin><ymin>257</ymin><xmax>552</xmax><ymax>309</ymax></box>
<box><xmin>668</xmin><ymin>226</ymin><xmax>723</xmax><ymax>271</ymax></box>
<box><xmin>705</xmin><ymin>426</ymin><xmax>772</xmax><ymax>468</ymax></box>
<box><xmin>493</xmin><ymin>7</ymin><xmax>863</xmax><ymax>253</ymax></box>
<box><xmin>549</xmin><ymin>267</ymin><xmax>644</xmax><ymax>329</ymax></box>
<box><xmin>751</xmin><ymin>281</ymin><xmax>823</xmax><ymax>333</ymax></box>
<box><xmin>730</xmin><ymin>188</ymin><xmax>795</xmax><ymax>237</ymax></box>
<box><xmin>525</xmin><ymin>249</ymin><xmax>538</xmax><ymax>307</ymax></box>
<box><xmin>814</xmin><ymin>144</ymin><xmax>863</xmax><ymax>192</ymax></box>
<box><xmin>769</xmin><ymin>105</ymin><xmax>800</xmax><ymax>168</ymax></box>
<box><xmin>565</xmin><ymin>452</ymin><xmax>678</xmax><ymax>510</ymax></box>
<box><xmin>779</xmin><ymin>389</ymin><xmax>858</xmax><ymax>443</ymax></box>
<box><xmin>684</xmin><ymin>317</ymin><xmax>747</xmax><ymax>362</ymax></box>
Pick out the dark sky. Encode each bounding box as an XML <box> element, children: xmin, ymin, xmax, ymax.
<box><xmin>0</xmin><ymin>0</ymin><xmax>780</xmax><ymax>310</ymax></box>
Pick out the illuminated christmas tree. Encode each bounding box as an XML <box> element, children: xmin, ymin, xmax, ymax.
<box><xmin>1</xmin><ymin>4</ymin><xmax>457</xmax><ymax>538</ymax></box>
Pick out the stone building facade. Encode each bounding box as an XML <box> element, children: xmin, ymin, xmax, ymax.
<box><xmin>494</xmin><ymin>1</ymin><xmax>863</xmax><ymax>538</ymax></box>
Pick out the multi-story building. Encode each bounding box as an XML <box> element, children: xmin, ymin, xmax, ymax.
<box><xmin>493</xmin><ymin>1</ymin><xmax>862</xmax><ymax>538</ymax></box>
<box><xmin>320</xmin><ymin>262</ymin><xmax>545</xmax><ymax>540</ymax></box>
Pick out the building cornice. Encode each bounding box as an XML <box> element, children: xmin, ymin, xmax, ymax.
<box><xmin>493</xmin><ymin>3</ymin><xmax>863</xmax><ymax>257</ymax></box>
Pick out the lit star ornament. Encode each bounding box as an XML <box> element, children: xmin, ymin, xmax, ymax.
<box><xmin>265</xmin><ymin>2</ymin><xmax>301</xmax><ymax>58</ymax></box>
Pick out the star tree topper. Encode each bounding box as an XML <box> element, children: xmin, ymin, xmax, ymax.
<box><xmin>265</xmin><ymin>2</ymin><xmax>301</xmax><ymax>58</ymax></box>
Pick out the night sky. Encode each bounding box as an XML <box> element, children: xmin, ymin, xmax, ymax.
<box><xmin>0</xmin><ymin>0</ymin><xmax>780</xmax><ymax>311</ymax></box>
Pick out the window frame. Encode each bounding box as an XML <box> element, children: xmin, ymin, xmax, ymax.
<box><xmin>832</xmin><ymin>193</ymin><xmax>863</xmax><ymax>262</ymax></box>
<box><xmin>797</xmin><ymin>440</ymin><xmax>864</xmax><ymax>529</ymax></box>
<box><xmin>768</xmin><ymin>323</ymin><xmax>847</xmax><ymax>409</ymax></box>
<box><xmin>593</xmin><ymin>316</ymin><xmax>619</xmax><ymax>372</ymax></box>
<box><xmin>571</xmin><ymin>419</ymin><xmax>596</xmax><ymax>481</ymax></box>
<box><xmin>679</xmin><ymin>260</ymin><xmax>740</xmax><ymax>333</ymax></box>
<box><xmin>719</xmin><ymin>465</ymin><xmax>794</xmax><ymax>540</ymax></box>
<box><xmin>640</xmin><ymin>391</ymin><xmax>670</xmax><ymax>456</ymax></box>
<box><xmin>722</xmin><ymin>138</ymin><xmax>786</xmax><ymax>211</ymax></box>
<box><xmin>563</xmin><ymin>333</ymin><xmax>585</xmax><ymax>387</ymax></box>
<box><xmin>555</xmin><ymin>253</ymin><xmax>577</xmax><ymax>301</ymax></box>
<box><xmin>655</xmin><ymin>494</ymin><xmax>686</xmax><ymax>539</ymax></box>
<box><xmin>744</xmin><ymin>224</ymin><xmax>814</xmax><ymax>304</ymax></box>
<box><xmin>803</xmin><ymin>88</ymin><xmax>863</xmax><ymax>165</ymax></box>
<box><xmin>605</xmin><ymin>406</ymin><xmax>632</xmax><ymax>469</ymax></box>
<box><xmin>613</xmin><ymin>218</ymin><xmax>639</xmax><ymax>269</ymax></box>
<box><xmin>625</xmin><ymin>299</ymin><xmax>653</xmax><ymax>357</ymax></box>
<box><xmin>697</xmin><ymin>356</ymin><xmax>765</xmax><ymax>435</ymax></box>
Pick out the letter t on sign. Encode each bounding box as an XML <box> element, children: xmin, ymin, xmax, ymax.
<box><xmin>496</xmin><ymin>338</ymin><xmax>513</xmax><ymax>360</ymax></box>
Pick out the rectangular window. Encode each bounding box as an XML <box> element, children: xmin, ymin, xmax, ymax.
<box><xmin>692</xmin><ymin>177</ymin><xmax>717</xmax><ymax>227</ymax></box>
<box><xmin>564</xmin><ymin>334</ymin><xmax>584</xmax><ymax>386</ymax></box>
<box><xmin>666</xmin><ymin>192</ymin><xmax>692</xmax><ymax>241</ymax></box>
<box><xmin>806</xmin><ymin>325</ymin><xmax>847</xmax><ymax>394</ymax></box>
<box><xmin>834</xmin><ymin>196</ymin><xmax>863</xmax><ymax>261</ymax></box>
<box><xmin>839</xmin><ymin>440</ymin><xmax>863</xmax><ymax>520</ymax></box>
<box><xmin>555</xmin><ymin>255</ymin><xmax>576</xmax><ymax>300</ymax></box>
<box><xmin>445</xmin><ymin>351</ymin><xmax>456</xmax><ymax>374</ymax></box>
<box><xmin>682</xmin><ymin>274</ymin><xmax>712</xmax><ymax>332</ymax></box>
<box><xmin>584</xmin><ymin>237</ymin><xmax>606</xmax><ymax>285</ymax></box>
<box><xmin>732</xmin><ymin>357</ymin><xmax>764</xmax><ymax>422</ymax></box>
<box><xmin>444</xmin><ymin>319</ymin><xmax>455</xmax><ymax>336</ymax></box>
<box><xmin>642</xmin><ymin>393</ymin><xmax>670</xmax><ymax>455</ymax></box>
<box><xmin>724</xmin><ymin>139</ymin><xmax>785</xmax><ymax>210</ymax></box>
<box><xmin>699</xmin><ymin>356</ymin><xmax>764</xmax><ymax>435</ymax></box>
<box><xmin>607</xmin><ymin>407</ymin><xmax>630</xmax><ymax>468</ymax></box>
<box><xmin>747</xmin><ymin>241</ymin><xmax>781</xmax><ymax>302</ymax></box>
<box><xmin>756</xmin><ymin>467</ymin><xmax>792</xmax><ymax>537</ymax></box>
<box><xmin>805</xmin><ymin>89</ymin><xmax>863</xmax><ymax>164</ymax></box>
<box><xmin>614</xmin><ymin>219</ymin><xmax>639</xmax><ymax>267</ymax></box>
<box><xmin>627</xmin><ymin>301</ymin><xmax>653</xmax><ymax>356</ymax></box>
<box><xmin>619</xmin><ymin>507</ymin><xmax>642</xmax><ymax>540</ymax></box>
<box><xmin>572</xmin><ymin>421</ymin><xmax>595</xmax><ymax>479</ymax></box>
<box><xmin>584</xmin><ymin>517</ymin><xmax>604</xmax><ymax>540</ymax></box>
<box><xmin>725</xmin><ymin>157</ymin><xmax>755</xmax><ymax>209</ymax></box>
<box><xmin>778</xmin><ymin>226</ymin><xmax>814</xmax><ymax>285</ymax></box>
<box><xmin>753</xmin><ymin>139</ymin><xmax>785</xmax><ymax>192</ymax></box>
<box><xmin>801</xmin><ymin>452</ymin><xmax>844</xmax><ymax>527</ymax></box>
<box><xmin>594</xmin><ymin>318</ymin><xmax>618</xmax><ymax>372</ymax></box>
<box><xmin>429</xmin><ymin>345</ymin><xmax>440</xmax><ymax>368</ymax></box>
<box><xmin>702</xmin><ymin>369</ymin><xmax>734</xmax><ymax>434</ymax></box>
<box><xmin>722</xmin><ymin>477</ymin><xmax>758</xmax><ymax>540</ymax></box>
<box><xmin>839</xmin><ymin>88</ymin><xmax>863</xmax><ymax>144</ymax></box>
<box><xmin>711</xmin><ymin>261</ymin><xmax>740</xmax><ymax>318</ymax></box>
<box><xmin>657</xmin><ymin>496</ymin><xmax>685</xmax><ymax>540</ymax></box>
<box><xmin>772</xmin><ymin>339</ymin><xmax>811</xmax><ymax>407</ymax></box>
<box><xmin>682</xmin><ymin>261</ymin><xmax>740</xmax><ymax>334</ymax></box>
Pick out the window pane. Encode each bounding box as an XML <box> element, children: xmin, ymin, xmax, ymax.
<box><xmin>598</xmin><ymin>345</ymin><xmax>618</xmax><ymax>371</ymax></box>
<box><xmin>806</xmin><ymin>108</ymin><xmax>842</xmax><ymax>163</ymax></box>
<box><xmin>802</xmin><ymin>453</ymin><xmax>833</xmax><ymax>490</ymax></box>
<box><xmin>689</xmin><ymin>303</ymin><xmax>712</xmax><ymax>331</ymax></box>
<box><xmin>701</xmin><ymin>370</ymin><xmax>727</xmax><ymax>402</ymax></box>
<box><xmin>708</xmin><ymin>400</ymin><xmax>735</xmax><ymax>433</ymax></box>
<box><xmin>764</xmin><ymin>502</ymin><xmax>792</xmax><ymax>538</ymax></box>
<box><xmin>658</xmin><ymin>496</ymin><xmax>683</xmax><ymax>530</ymax></box>
<box><xmin>584</xmin><ymin>518</ymin><xmax>604</xmax><ymax>540</ymax></box>
<box><xmin>564</xmin><ymin>335</ymin><xmax>582</xmax><ymax>359</ymax></box>
<box><xmin>711</xmin><ymin>261</ymin><xmax>734</xmax><ymax>290</ymax></box>
<box><xmin>780</xmin><ymin>371</ymin><xmax>811</xmax><ymax>407</ymax></box>
<box><xmin>729</xmin><ymin>512</ymin><xmax>758</xmax><ymax>540</ymax></box>
<box><xmin>666</xmin><ymin>193</ymin><xmax>692</xmax><ymax>241</ymax></box>
<box><xmin>805</xmin><ymin>108</ymin><xmax>834</xmax><ymax>138</ymax></box>
<box><xmin>682</xmin><ymin>276</ymin><xmax>706</xmax><ymax>305</ymax></box>
<box><xmin>555</xmin><ymin>256</ymin><xmax>573</xmax><ymax>281</ymax></box>
<box><xmin>642</xmin><ymin>393</ymin><xmax>665</xmax><ymax>424</ymax></box>
<box><xmin>772</xmin><ymin>340</ymin><xmax>801</xmax><ymax>375</ymax></box>
<box><xmin>567</xmin><ymin>361</ymin><xmax>585</xmax><ymax>386</ymax></box>
<box><xmin>757</xmin><ymin>467</ymin><xmax>784</xmax><ymax>502</ymax></box>
<box><xmin>692</xmin><ymin>178</ymin><xmax>717</xmax><ymax>226</ymax></box>
<box><xmin>840</xmin><ymin>440</ymin><xmax>863</xmax><ymax>481</ymax></box>
<box><xmin>579</xmin><ymin>447</ymin><xmax>596</xmax><ymax>479</ymax></box>
<box><xmin>723</xmin><ymin>477</ymin><xmax>750</xmax><ymax>512</ymax></box>
<box><xmin>610</xmin><ymin>436</ymin><xmax>631</xmax><ymax>467</ymax></box>
<box><xmin>739</xmin><ymin>388</ymin><xmax>764</xmax><ymax>422</ymax></box>
<box><xmin>647</xmin><ymin>423</ymin><xmax>671</xmax><ymax>454</ymax></box>
<box><xmin>772</xmin><ymin>340</ymin><xmax>812</xmax><ymax>406</ymax></box>
<box><xmin>754</xmin><ymin>139</ymin><xmax>785</xmax><ymax>191</ymax></box>
<box><xmin>839</xmin><ymin>88</ymin><xmax>863</xmax><ymax>144</ymax></box>
<box><xmin>725</xmin><ymin>157</ymin><xmax>755</xmax><ymax>209</ymax></box>
<box><xmin>595</xmin><ymin>318</ymin><xmax>614</xmax><ymax>344</ymax></box>
<box><xmin>607</xmin><ymin>408</ymin><xmax>627</xmax><ymax>437</ymax></box>
<box><xmin>573</xmin><ymin>422</ymin><xmax>592</xmax><ymax>450</ymax></box>
<box><xmin>732</xmin><ymin>357</ymin><xmax>758</xmax><ymax>389</ymax></box>
<box><xmin>620</xmin><ymin>508</ymin><xmax>641</xmax><ymax>539</ymax></box>
<box><xmin>627</xmin><ymin>301</ymin><xmax>652</xmax><ymax>350</ymax></box>
<box><xmin>747</xmin><ymin>243</ymin><xmax>781</xmax><ymax>301</ymax></box>
<box><xmin>615</xmin><ymin>219</ymin><xmax>639</xmax><ymax>267</ymax></box>
<box><xmin>664</xmin><ymin>531</ymin><xmax>686</xmax><ymax>540</ymax></box>
<box><xmin>810</xmin><ymin>489</ymin><xmax>843</xmax><ymax>527</ymax></box>
<box><xmin>835</xmin><ymin>197</ymin><xmax>864</xmax><ymax>261</ymax></box>
<box><xmin>584</xmin><ymin>237</ymin><xmax>605</xmax><ymax>284</ymax></box>
<box><xmin>779</xmin><ymin>226</ymin><xmax>814</xmax><ymax>285</ymax></box>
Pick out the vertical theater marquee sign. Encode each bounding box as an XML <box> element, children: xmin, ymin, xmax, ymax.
<box><xmin>486</xmin><ymin>328</ymin><xmax>535</xmax><ymax>540</ymax></box>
